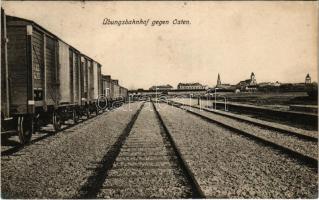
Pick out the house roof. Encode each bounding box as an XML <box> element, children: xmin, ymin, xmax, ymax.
<box><xmin>151</xmin><ymin>84</ymin><xmax>173</xmax><ymax>88</ymax></box>
<box><xmin>178</xmin><ymin>82</ymin><xmax>203</xmax><ymax>86</ymax></box>
<box><xmin>238</xmin><ymin>79</ymin><xmax>251</xmax><ymax>85</ymax></box>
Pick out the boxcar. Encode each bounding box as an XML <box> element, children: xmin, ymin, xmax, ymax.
<box><xmin>92</xmin><ymin>61</ymin><xmax>102</xmax><ymax>101</ymax></box>
<box><xmin>100</xmin><ymin>75</ymin><xmax>113</xmax><ymax>109</ymax></box>
<box><xmin>101</xmin><ymin>75</ymin><xmax>112</xmax><ymax>99</ymax></box>
<box><xmin>69</xmin><ymin>47</ymin><xmax>81</xmax><ymax>105</ymax></box>
<box><xmin>80</xmin><ymin>55</ymin><xmax>89</xmax><ymax>102</ymax></box>
<box><xmin>111</xmin><ymin>79</ymin><xmax>120</xmax><ymax>100</ymax></box>
<box><xmin>92</xmin><ymin>61</ymin><xmax>102</xmax><ymax>111</ymax></box>
<box><xmin>119</xmin><ymin>86</ymin><xmax>124</xmax><ymax>99</ymax></box>
<box><xmin>1</xmin><ymin>15</ymin><xmax>61</xmax><ymax>143</ymax></box>
<box><xmin>120</xmin><ymin>86</ymin><xmax>128</xmax><ymax>100</ymax></box>
<box><xmin>110</xmin><ymin>78</ymin><xmax>115</xmax><ymax>101</ymax></box>
<box><xmin>80</xmin><ymin>55</ymin><xmax>101</xmax><ymax>116</ymax></box>
<box><xmin>1</xmin><ymin>9</ymin><xmax>9</xmax><ymax>120</ymax></box>
<box><xmin>56</xmin><ymin>40</ymin><xmax>84</xmax><ymax>124</ymax></box>
<box><xmin>1</xmin><ymin>13</ymin><xmax>103</xmax><ymax>144</ymax></box>
<box><xmin>124</xmin><ymin>88</ymin><xmax>128</xmax><ymax>99</ymax></box>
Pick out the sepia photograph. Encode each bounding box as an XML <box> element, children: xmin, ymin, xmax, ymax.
<box><xmin>0</xmin><ymin>0</ymin><xmax>318</xmax><ymax>199</ymax></box>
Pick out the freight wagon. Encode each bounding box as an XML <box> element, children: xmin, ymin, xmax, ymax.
<box><xmin>101</xmin><ymin>75</ymin><xmax>112</xmax><ymax>98</ymax></box>
<box><xmin>79</xmin><ymin>55</ymin><xmax>101</xmax><ymax>116</ymax></box>
<box><xmin>1</xmin><ymin>12</ymin><xmax>103</xmax><ymax>144</ymax></box>
<box><xmin>111</xmin><ymin>79</ymin><xmax>120</xmax><ymax>100</ymax></box>
<box><xmin>100</xmin><ymin>75</ymin><xmax>112</xmax><ymax>109</ymax></box>
<box><xmin>101</xmin><ymin>77</ymin><xmax>128</xmax><ymax>108</ymax></box>
<box><xmin>119</xmin><ymin>86</ymin><xmax>128</xmax><ymax>101</ymax></box>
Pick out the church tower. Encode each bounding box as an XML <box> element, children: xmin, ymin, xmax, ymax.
<box><xmin>217</xmin><ymin>73</ymin><xmax>221</xmax><ymax>87</ymax></box>
<box><xmin>250</xmin><ymin>72</ymin><xmax>257</xmax><ymax>85</ymax></box>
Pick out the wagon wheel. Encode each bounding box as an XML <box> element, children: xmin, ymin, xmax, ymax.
<box><xmin>17</xmin><ymin>115</ymin><xmax>33</xmax><ymax>144</ymax></box>
<box><xmin>86</xmin><ymin>107</ymin><xmax>90</xmax><ymax>119</ymax></box>
<box><xmin>33</xmin><ymin>117</ymin><xmax>41</xmax><ymax>132</ymax></box>
<box><xmin>1</xmin><ymin>112</ymin><xmax>5</xmax><ymax>132</ymax></box>
<box><xmin>53</xmin><ymin>112</ymin><xmax>62</xmax><ymax>132</ymax></box>
<box><xmin>95</xmin><ymin>107</ymin><xmax>99</xmax><ymax>116</ymax></box>
<box><xmin>72</xmin><ymin>109</ymin><xmax>79</xmax><ymax>124</ymax></box>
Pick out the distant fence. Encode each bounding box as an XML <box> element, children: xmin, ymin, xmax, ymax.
<box><xmin>214</xmin><ymin>102</ymin><xmax>318</xmax><ymax>130</ymax></box>
<box><xmin>128</xmin><ymin>89</ymin><xmax>207</xmax><ymax>96</ymax></box>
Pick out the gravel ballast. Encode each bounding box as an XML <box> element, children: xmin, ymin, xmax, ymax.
<box><xmin>179</xmin><ymin>105</ymin><xmax>318</xmax><ymax>159</ymax></box>
<box><xmin>155</xmin><ymin>102</ymin><xmax>318</xmax><ymax>198</ymax></box>
<box><xmin>1</xmin><ymin>102</ymin><xmax>143</xmax><ymax>199</ymax></box>
<box><xmin>97</xmin><ymin>102</ymin><xmax>193</xmax><ymax>198</ymax></box>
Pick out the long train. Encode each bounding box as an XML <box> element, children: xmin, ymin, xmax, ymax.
<box><xmin>1</xmin><ymin>10</ymin><xmax>128</xmax><ymax>144</ymax></box>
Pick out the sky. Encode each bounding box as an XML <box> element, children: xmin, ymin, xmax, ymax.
<box><xmin>2</xmin><ymin>1</ymin><xmax>318</xmax><ymax>90</ymax></box>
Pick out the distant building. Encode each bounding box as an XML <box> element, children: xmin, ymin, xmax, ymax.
<box><xmin>274</xmin><ymin>81</ymin><xmax>281</xmax><ymax>87</ymax></box>
<box><xmin>177</xmin><ymin>83</ymin><xmax>205</xmax><ymax>90</ymax></box>
<box><xmin>258</xmin><ymin>81</ymin><xmax>281</xmax><ymax>87</ymax></box>
<box><xmin>202</xmin><ymin>85</ymin><xmax>209</xmax><ymax>90</ymax></box>
<box><xmin>149</xmin><ymin>84</ymin><xmax>173</xmax><ymax>90</ymax></box>
<box><xmin>251</xmin><ymin>72</ymin><xmax>257</xmax><ymax>85</ymax></box>
<box><xmin>305</xmin><ymin>73</ymin><xmax>311</xmax><ymax>84</ymax></box>
<box><xmin>258</xmin><ymin>82</ymin><xmax>271</xmax><ymax>87</ymax></box>
<box><xmin>279</xmin><ymin>83</ymin><xmax>307</xmax><ymax>92</ymax></box>
<box><xmin>215</xmin><ymin>73</ymin><xmax>232</xmax><ymax>89</ymax></box>
<box><xmin>236</xmin><ymin>72</ymin><xmax>258</xmax><ymax>91</ymax></box>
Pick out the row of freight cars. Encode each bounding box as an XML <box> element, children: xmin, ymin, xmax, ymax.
<box><xmin>1</xmin><ymin>11</ymin><xmax>128</xmax><ymax>144</ymax></box>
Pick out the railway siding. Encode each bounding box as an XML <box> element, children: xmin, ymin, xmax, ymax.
<box><xmin>178</xmin><ymin>105</ymin><xmax>318</xmax><ymax>161</ymax></box>
<box><xmin>172</xmin><ymin>98</ymin><xmax>318</xmax><ymax>130</ymax></box>
<box><xmin>154</xmin><ymin>102</ymin><xmax>317</xmax><ymax>198</ymax></box>
<box><xmin>1</xmin><ymin>102</ymin><xmax>142</xmax><ymax>199</ymax></box>
<box><xmin>172</xmin><ymin>99</ymin><xmax>317</xmax><ymax>140</ymax></box>
<box><xmin>203</xmin><ymin>106</ymin><xmax>318</xmax><ymax>140</ymax></box>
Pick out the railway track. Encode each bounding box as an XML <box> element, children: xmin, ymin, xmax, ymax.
<box><xmin>81</xmin><ymin>101</ymin><xmax>203</xmax><ymax>198</ymax></box>
<box><xmin>165</xmin><ymin>100</ymin><xmax>318</xmax><ymax>168</ymax></box>
<box><xmin>2</xmin><ymin>100</ymin><xmax>317</xmax><ymax>198</ymax></box>
<box><xmin>154</xmin><ymin>102</ymin><xmax>317</xmax><ymax>198</ymax></box>
<box><xmin>173</xmin><ymin>100</ymin><xmax>317</xmax><ymax>140</ymax></box>
<box><xmin>2</xmin><ymin>102</ymin><xmax>145</xmax><ymax>198</ymax></box>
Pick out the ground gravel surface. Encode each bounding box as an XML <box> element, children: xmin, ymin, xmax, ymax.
<box><xmin>1</xmin><ymin>102</ymin><xmax>142</xmax><ymax>199</ymax></box>
<box><xmin>155</xmin><ymin>102</ymin><xmax>318</xmax><ymax>198</ymax></box>
<box><xmin>97</xmin><ymin>102</ymin><xmax>193</xmax><ymax>198</ymax></box>
<box><xmin>179</xmin><ymin>105</ymin><xmax>317</xmax><ymax>159</ymax></box>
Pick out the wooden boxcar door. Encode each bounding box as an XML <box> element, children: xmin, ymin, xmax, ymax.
<box><xmin>31</xmin><ymin>28</ymin><xmax>44</xmax><ymax>104</ymax></box>
<box><xmin>69</xmin><ymin>49</ymin><xmax>74</xmax><ymax>104</ymax></box>
<box><xmin>88</xmin><ymin>60</ymin><xmax>93</xmax><ymax>101</ymax></box>
<box><xmin>45</xmin><ymin>36</ymin><xmax>58</xmax><ymax>106</ymax></box>
<box><xmin>75</xmin><ymin>53</ymin><xmax>81</xmax><ymax>104</ymax></box>
<box><xmin>80</xmin><ymin>57</ymin><xmax>88</xmax><ymax>101</ymax></box>
<box><xmin>1</xmin><ymin>10</ymin><xmax>10</xmax><ymax>117</ymax></box>
<box><xmin>6</xmin><ymin>23</ymin><xmax>29</xmax><ymax>114</ymax></box>
<box><xmin>71</xmin><ymin>50</ymin><xmax>80</xmax><ymax>105</ymax></box>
